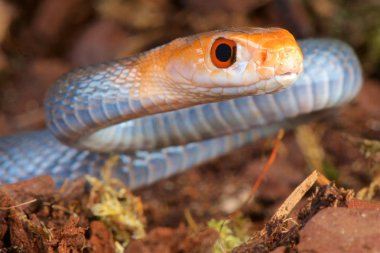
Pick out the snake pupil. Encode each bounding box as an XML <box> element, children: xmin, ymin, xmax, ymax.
<box><xmin>216</xmin><ymin>43</ymin><xmax>232</xmax><ymax>62</ymax></box>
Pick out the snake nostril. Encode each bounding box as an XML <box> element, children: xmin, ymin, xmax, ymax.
<box><xmin>260</xmin><ymin>52</ymin><xmax>267</xmax><ymax>63</ymax></box>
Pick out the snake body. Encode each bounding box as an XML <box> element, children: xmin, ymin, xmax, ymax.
<box><xmin>0</xmin><ymin>28</ymin><xmax>362</xmax><ymax>189</ymax></box>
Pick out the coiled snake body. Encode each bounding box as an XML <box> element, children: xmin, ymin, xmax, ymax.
<box><xmin>0</xmin><ymin>28</ymin><xmax>362</xmax><ymax>189</ymax></box>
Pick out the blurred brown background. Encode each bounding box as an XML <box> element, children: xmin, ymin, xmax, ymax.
<box><xmin>1</xmin><ymin>2</ymin><xmax>380</xmax><ymax>251</ymax></box>
<box><xmin>0</xmin><ymin>0</ymin><xmax>379</xmax><ymax>136</ymax></box>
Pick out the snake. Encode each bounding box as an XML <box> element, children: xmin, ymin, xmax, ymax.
<box><xmin>0</xmin><ymin>28</ymin><xmax>362</xmax><ymax>189</ymax></box>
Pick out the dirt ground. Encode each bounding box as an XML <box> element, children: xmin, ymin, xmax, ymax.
<box><xmin>0</xmin><ymin>0</ymin><xmax>380</xmax><ymax>252</ymax></box>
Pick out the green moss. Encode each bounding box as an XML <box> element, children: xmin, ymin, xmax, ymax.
<box><xmin>208</xmin><ymin>219</ymin><xmax>243</xmax><ymax>253</ymax></box>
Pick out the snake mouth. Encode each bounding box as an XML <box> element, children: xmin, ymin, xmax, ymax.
<box><xmin>206</xmin><ymin>72</ymin><xmax>299</xmax><ymax>97</ymax></box>
<box><xmin>275</xmin><ymin>72</ymin><xmax>299</xmax><ymax>88</ymax></box>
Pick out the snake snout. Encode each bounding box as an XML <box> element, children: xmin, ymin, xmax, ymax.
<box><xmin>272</xmin><ymin>48</ymin><xmax>304</xmax><ymax>90</ymax></box>
<box><xmin>253</xmin><ymin>46</ymin><xmax>303</xmax><ymax>84</ymax></box>
<box><xmin>276</xmin><ymin>47</ymin><xmax>303</xmax><ymax>76</ymax></box>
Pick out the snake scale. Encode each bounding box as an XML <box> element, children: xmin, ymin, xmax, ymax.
<box><xmin>0</xmin><ymin>28</ymin><xmax>362</xmax><ymax>189</ymax></box>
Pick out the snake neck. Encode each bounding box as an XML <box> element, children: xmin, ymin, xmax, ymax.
<box><xmin>43</xmin><ymin>44</ymin><xmax>210</xmax><ymax>146</ymax></box>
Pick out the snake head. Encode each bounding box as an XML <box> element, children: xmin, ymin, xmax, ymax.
<box><xmin>161</xmin><ymin>28</ymin><xmax>303</xmax><ymax>100</ymax></box>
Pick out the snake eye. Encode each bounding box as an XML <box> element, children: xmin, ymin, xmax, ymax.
<box><xmin>211</xmin><ymin>38</ymin><xmax>237</xmax><ymax>68</ymax></box>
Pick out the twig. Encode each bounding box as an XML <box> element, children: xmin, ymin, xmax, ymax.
<box><xmin>184</xmin><ymin>208</ymin><xmax>199</xmax><ymax>232</ymax></box>
<box><xmin>271</xmin><ymin>170</ymin><xmax>318</xmax><ymax>220</ymax></box>
<box><xmin>249</xmin><ymin>129</ymin><xmax>285</xmax><ymax>201</ymax></box>
<box><xmin>316</xmin><ymin>172</ymin><xmax>331</xmax><ymax>186</ymax></box>
<box><xmin>0</xmin><ymin>198</ymin><xmax>37</xmax><ymax>211</ymax></box>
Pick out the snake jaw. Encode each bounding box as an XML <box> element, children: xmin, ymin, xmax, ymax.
<box><xmin>275</xmin><ymin>72</ymin><xmax>299</xmax><ymax>87</ymax></box>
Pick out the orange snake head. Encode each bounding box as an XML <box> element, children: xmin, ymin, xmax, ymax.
<box><xmin>162</xmin><ymin>28</ymin><xmax>303</xmax><ymax>98</ymax></box>
<box><xmin>135</xmin><ymin>28</ymin><xmax>303</xmax><ymax>111</ymax></box>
